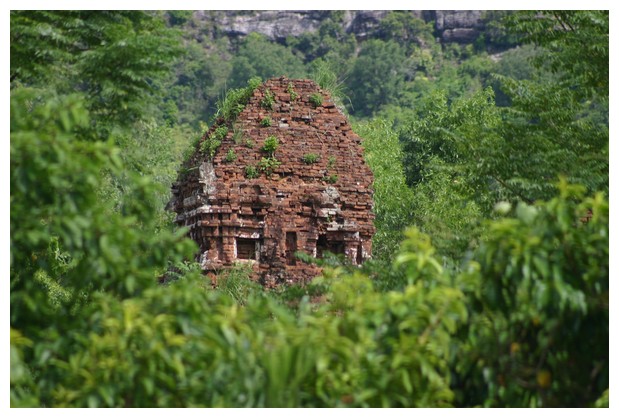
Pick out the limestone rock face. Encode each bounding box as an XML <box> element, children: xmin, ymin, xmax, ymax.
<box><xmin>435</xmin><ymin>10</ymin><xmax>484</xmax><ymax>43</ymax></box>
<box><xmin>169</xmin><ymin>77</ymin><xmax>375</xmax><ymax>286</ymax></box>
<box><xmin>343</xmin><ymin>11</ymin><xmax>390</xmax><ymax>40</ymax></box>
<box><xmin>195</xmin><ymin>10</ymin><xmax>390</xmax><ymax>42</ymax></box>
<box><xmin>196</xmin><ymin>10</ymin><xmax>331</xmax><ymax>40</ymax></box>
<box><xmin>191</xmin><ymin>10</ymin><xmax>486</xmax><ymax>44</ymax></box>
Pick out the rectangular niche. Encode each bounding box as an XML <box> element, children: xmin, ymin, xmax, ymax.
<box><xmin>285</xmin><ymin>231</ymin><xmax>297</xmax><ymax>266</ymax></box>
<box><xmin>236</xmin><ymin>238</ymin><xmax>261</xmax><ymax>261</ymax></box>
<box><xmin>316</xmin><ymin>234</ymin><xmax>345</xmax><ymax>258</ymax></box>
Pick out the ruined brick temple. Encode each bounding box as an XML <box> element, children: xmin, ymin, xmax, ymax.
<box><xmin>168</xmin><ymin>77</ymin><xmax>375</xmax><ymax>285</ymax></box>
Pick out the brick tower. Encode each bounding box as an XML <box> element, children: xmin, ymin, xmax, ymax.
<box><xmin>168</xmin><ymin>77</ymin><xmax>375</xmax><ymax>286</ymax></box>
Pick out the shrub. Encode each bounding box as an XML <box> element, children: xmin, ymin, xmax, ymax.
<box><xmin>216</xmin><ymin>76</ymin><xmax>262</xmax><ymax>122</ymax></box>
<box><xmin>260</xmin><ymin>117</ymin><xmax>272</xmax><ymax>127</ymax></box>
<box><xmin>258</xmin><ymin>157</ymin><xmax>281</xmax><ymax>177</ymax></box>
<box><xmin>201</xmin><ymin>125</ymin><xmax>228</xmax><ymax>157</ymax></box>
<box><xmin>302</xmin><ymin>153</ymin><xmax>320</xmax><ymax>164</ymax></box>
<box><xmin>261</xmin><ymin>135</ymin><xmax>279</xmax><ymax>156</ymax></box>
<box><xmin>287</xmin><ymin>83</ymin><xmax>299</xmax><ymax>100</ymax></box>
<box><xmin>324</xmin><ymin>174</ymin><xmax>338</xmax><ymax>184</ymax></box>
<box><xmin>327</xmin><ymin>156</ymin><xmax>336</xmax><ymax>169</ymax></box>
<box><xmin>453</xmin><ymin>182</ymin><xmax>609</xmax><ymax>407</ymax></box>
<box><xmin>215</xmin><ymin>263</ymin><xmax>262</xmax><ymax>306</ymax></box>
<box><xmin>260</xmin><ymin>89</ymin><xmax>275</xmax><ymax>109</ymax></box>
<box><xmin>212</xmin><ymin>126</ymin><xmax>229</xmax><ymax>141</ymax></box>
<box><xmin>310</xmin><ymin>61</ymin><xmax>346</xmax><ymax>101</ymax></box>
<box><xmin>224</xmin><ymin>148</ymin><xmax>237</xmax><ymax>163</ymax></box>
<box><xmin>309</xmin><ymin>93</ymin><xmax>323</xmax><ymax>107</ymax></box>
<box><xmin>200</xmin><ymin>138</ymin><xmax>220</xmax><ymax>158</ymax></box>
<box><xmin>231</xmin><ymin>123</ymin><xmax>246</xmax><ymax>144</ymax></box>
<box><xmin>245</xmin><ymin>165</ymin><xmax>258</xmax><ymax>179</ymax></box>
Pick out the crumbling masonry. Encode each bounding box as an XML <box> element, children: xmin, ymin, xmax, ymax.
<box><xmin>168</xmin><ymin>77</ymin><xmax>375</xmax><ymax>286</ymax></box>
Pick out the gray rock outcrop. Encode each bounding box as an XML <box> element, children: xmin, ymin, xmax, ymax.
<box><xmin>434</xmin><ymin>10</ymin><xmax>484</xmax><ymax>43</ymax></box>
<box><xmin>191</xmin><ymin>10</ymin><xmax>486</xmax><ymax>44</ymax></box>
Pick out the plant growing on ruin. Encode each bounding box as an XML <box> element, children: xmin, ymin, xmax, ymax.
<box><xmin>309</xmin><ymin>93</ymin><xmax>323</xmax><ymax>107</ymax></box>
<box><xmin>324</xmin><ymin>174</ymin><xmax>338</xmax><ymax>184</ymax></box>
<box><xmin>184</xmin><ymin>122</ymin><xmax>207</xmax><ymax>161</ymax></box>
<box><xmin>243</xmin><ymin>138</ymin><xmax>255</xmax><ymax>148</ymax></box>
<box><xmin>258</xmin><ymin>156</ymin><xmax>281</xmax><ymax>177</ymax></box>
<box><xmin>216</xmin><ymin>76</ymin><xmax>262</xmax><ymax>122</ymax></box>
<box><xmin>201</xmin><ymin>125</ymin><xmax>228</xmax><ymax>157</ymax></box>
<box><xmin>218</xmin><ymin>77</ymin><xmax>262</xmax><ymax>122</ymax></box>
<box><xmin>224</xmin><ymin>148</ymin><xmax>237</xmax><ymax>163</ymax></box>
<box><xmin>310</xmin><ymin>61</ymin><xmax>348</xmax><ymax>110</ymax></box>
<box><xmin>287</xmin><ymin>83</ymin><xmax>299</xmax><ymax>100</ymax></box>
<box><xmin>245</xmin><ymin>165</ymin><xmax>258</xmax><ymax>179</ymax></box>
<box><xmin>260</xmin><ymin>89</ymin><xmax>275</xmax><ymax>109</ymax></box>
<box><xmin>260</xmin><ymin>116</ymin><xmax>272</xmax><ymax>127</ymax></box>
<box><xmin>201</xmin><ymin>139</ymin><xmax>220</xmax><ymax>158</ymax></box>
<box><xmin>302</xmin><ymin>153</ymin><xmax>320</xmax><ymax>164</ymax></box>
<box><xmin>232</xmin><ymin>123</ymin><xmax>246</xmax><ymax>144</ymax></box>
<box><xmin>327</xmin><ymin>156</ymin><xmax>336</xmax><ymax>169</ymax></box>
<box><xmin>213</xmin><ymin>125</ymin><xmax>229</xmax><ymax>141</ymax></box>
<box><xmin>261</xmin><ymin>135</ymin><xmax>279</xmax><ymax>156</ymax></box>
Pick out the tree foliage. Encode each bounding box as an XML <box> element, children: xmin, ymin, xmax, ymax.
<box><xmin>347</xmin><ymin>40</ymin><xmax>408</xmax><ymax>116</ymax></box>
<box><xmin>399</xmin><ymin>20</ymin><xmax>608</xmax><ymax>214</ymax></box>
<box><xmin>355</xmin><ymin>119</ymin><xmax>415</xmax><ymax>260</ymax></box>
<box><xmin>165</xmin><ymin>40</ymin><xmax>232</xmax><ymax>127</ymax></box>
<box><xmin>10</xmin><ymin>88</ymin><xmax>196</xmax><ymax>325</ymax></box>
<box><xmin>453</xmin><ymin>182</ymin><xmax>608</xmax><ymax>407</ymax></box>
<box><xmin>10</xmin><ymin>10</ymin><xmax>182</xmax><ymax>131</ymax></box>
<box><xmin>228</xmin><ymin>33</ymin><xmax>307</xmax><ymax>89</ymax></box>
<box><xmin>505</xmin><ymin>11</ymin><xmax>608</xmax><ymax>99</ymax></box>
<box><xmin>11</xmin><ymin>224</ymin><xmax>468</xmax><ymax>407</ymax></box>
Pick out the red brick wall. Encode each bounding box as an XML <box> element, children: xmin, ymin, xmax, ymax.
<box><xmin>169</xmin><ymin>77</ymin><xmax>375</xmax><ymax>286</ymax></box>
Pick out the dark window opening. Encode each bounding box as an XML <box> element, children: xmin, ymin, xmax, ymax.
<box><xmin>316</xmin><ymin>234</ymin><xmax>345</xmax><ymax>258</ymax></box>
<box><xmin>356</xmin><ymin>243</ymin><xmax>363</xmax><ymax>265</ymax></box>
<box><xmin>286</xmin><ymin>232</ymin><xmax>297</xmax><ymax>265</ymax></box>
<box><xmin>197</xmin><ymin>240</ymin><xmax>213</xmax><ymax>264</ymax></box>
<box><xmin>316</xmin><ymin>234</ymin><xmax>328</xmax><ymax>258</ymax></box>
<box><xmin>237</xmin><ymin>238</ymin><xmax>259</xmax><ymax>260</ymax></box>
<box><xmin>217</xmin><ymin>238</ymin><xmax>224</xmax><ymax>261</ymax></box>
<box><xmin>328</xmin><ymin>241</ymin><xmax>345</xmax><ymax>255</ymax></box>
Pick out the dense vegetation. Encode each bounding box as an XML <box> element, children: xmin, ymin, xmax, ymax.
<box><xmin>10</xmin><ymin>10</ymin><xmax>608</xmax><ymax>407</ymax></box>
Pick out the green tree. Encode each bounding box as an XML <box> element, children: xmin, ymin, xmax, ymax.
<box><xmin>10</xmin><ymin>10</ymin><xmax>182</xmax><ymax>132</ymax></box>
<box><xmin>11</xmin><ymin>224</ymin><xmax>467</xmax><ymax>407</ymax></box>
<box><xmin>166</xmin><ymin>40</ymin><xmax>232</xmax><ymax>127</ymax></box>
<box><xmin>10</xmin><ymin>89</ymin><xmax>196</xmax><ymax>406</ymax></box>
<box><xmin>10</xmin><ymin>88</ymin><xmax>196</xmax><ymax>315</ymax></box>
<box><xmin>355</xmin><ymin>119</ymin><xmax>415</xmax><ymax>261</ymax></box>
<box><xmin>228</xmin><ymin>33</ymin><xmax>307</xmax><ymax>88</ymax></box>
<box><xmin>346</xmin><ymin>40</ymin><xmax>407</xmax><ymax>116</ymax></box>
<box><xmin>377</xmin><ymin>11</ymin><xmax>434</xmax><ymax>53</ymax></box>
<box><xmin>476</xmin><ymin>11</ymin><xmax>520</xmax><ymax>50</ymax></box>
<box><xmin>289</xmin><ymin>16</ymin><xmax>357</xmax><ymax>72</ymax></box>
<box><xmin>400</xmin><ymin>12</ymin><xmax>608</xmax><ymax>215</ymax></box>
<box><xmin>505</xmin><ymin>11</ymin><xmax>608</xmax><ymax>100</ymax></box>
<box><xmin>453</xmin><ymin>182</ymin><xmax>608</xmax><ymax>407</ymax></box>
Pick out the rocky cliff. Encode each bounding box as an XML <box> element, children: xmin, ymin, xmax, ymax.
<box><xmin>192</xmin><ymin>10</ymin><xmax>485</xmax><ymax>44</ymax></box>
<box><xmin>431</xmin><ymin>10</ymin><xmax>484</xmax><ymax>43</ymax></box>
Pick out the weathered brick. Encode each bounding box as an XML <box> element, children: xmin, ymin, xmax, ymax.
<box><xmin>168</xmin><ymin>77</ymin><xmax>375</xmax><ymax>286</ymax></box>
